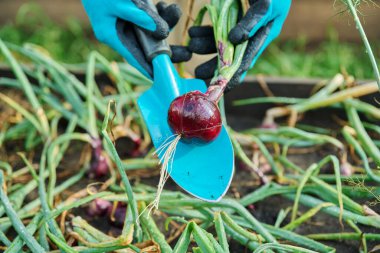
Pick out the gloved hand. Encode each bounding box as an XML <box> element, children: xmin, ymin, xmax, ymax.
<box><xmin>82</xmin><ymin>0</ymin><xmax>191</xmax><ymax>78</ymax></box>
<box><xmin>188</xmin><ymin>0</ymin><xmax>291</xmax><ymax>90</ymax></box>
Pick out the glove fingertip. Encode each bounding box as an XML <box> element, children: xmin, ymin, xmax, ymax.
<box><xmin>195</xmin><ymin>68</ymin><xmax>213</xmax><ymax>81</ymax></box>
<box><xmin>162</xmin><ymin>4</ymin><xmax>182</xmax><ymax>29</ymax></box>
<box><xmin>194</xmin><ymin>57</ymin><xmax>218</xmax><ymax>81</ymax></box>
<box><xmin>188</xmin><ymin>39</ymin><xmax>200</xmax><ymax>53</ymax></box>
<box><xmin>188</xmin><ymin>26</ymin><xmax>214</xmax><ymax>38</ymax></box>
<box><xmin>151</xmin><ymin>20</ymin><xmax>170</xmax><ymax>39</ymax></box>
<box><xmin>167</xmin><ymin>4</ymin><xmax>182</xmax><ymax>17</ymax></box>
<box><xmin>189</xmin><ymin>37</ymin><xmax>217</xmax><ymax>55</ymax></box>
<box><xmin>137</xmin><ymin>4</ymin><xmax>169</xmax><ymax>39</ymax></box>
<box><xmin>156</xmin><ymin>1</ymin><xmax>168</xmax><ymax>12</ymax></box>
<box><xmin>170</xmin><ymin>46</ymin><xmax>192</xmax><ymax>63</ymax></box>
<box><xmin>228</xmin><ymin>25</ymin><xmax>249</xmax><ymax>44</ymax></box>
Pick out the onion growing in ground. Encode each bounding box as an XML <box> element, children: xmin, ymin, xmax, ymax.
<box><xmin>167</xmin><ymin>0</ymin><xmax>248</xmax><ymax>142</ymax></box>
<box><xmin>88</xmin><ymin>138</ymin><xmax>109</xmax><ymax>178</ymax></box>
<box><xmin>87</xmin><ymin>200</ymin><xmax>127</xmax><ymax>228</ymax></box>
<box><xmin>87</xmin><ymin>198</ymin><xmax>112</xmax><ymax>216</ymax></box>
<box><xmin>108</xmin><ymin>202</ymin><xmax>127</xmax><ymax>228</ymax></box>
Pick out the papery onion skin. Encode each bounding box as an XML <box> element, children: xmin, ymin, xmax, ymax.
<box><xmin>107</xmin><ymin>203</ymin><xmax>127</xmax><ymax>228</ymax></box>
<box><xmin>168</xmin><ymin>91</ymin><xmax>222</xmax><ymax>142</ymax></box>
<box><xmin>87</xmin><ymin>199</ymin><xmax>112</xmax><ymax>217</ymax></box>
<box><xmin>88</xmin><ymin>138</ymin><xmax>109</xmax><ymax>178</ymax></box>
<box><xmin>89</xmin><ymin>154</ymin><xmax>109</xmax><ymax>178</ymax></box>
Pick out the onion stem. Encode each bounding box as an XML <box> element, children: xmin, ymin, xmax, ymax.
<box><xmin>193</xmin><ymin>0</ymin><xmax>249</xmax><ymax>102</ymax></box>
<box><xmin>345</xmin><ymin>102</ymin><xmax>380</xmax><ymax>166</ymax></box>
<box><xmin>101</xmin><ymin>101</ymin><xmax>142</xmax><ymax>241</ymax></box>
<box><xmin>343</xmin><ymin>0</ymin><xmax>380</xmax><ymax>90</ymax></box>
<box><xmin>306</xmin><ymin>232</ymin><xmax>380</xmax><ymax>241</ymax></box>
<box><xmin>0</xmin><ymin>171</ymin><xmax>45</xmax><ymax>253</ymax></box>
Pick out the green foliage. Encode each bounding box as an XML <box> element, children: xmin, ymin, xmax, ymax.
<box><xmin>251</xmin><ymin>29</ymin><xmax>380</xmax><ymax>79</ymax></box>
<box><xmin>0</xmin><ymin>3</ymin><xmax>120</xmax><ymax>63</ymax></box>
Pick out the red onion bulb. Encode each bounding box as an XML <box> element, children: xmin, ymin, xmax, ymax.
<box><xmin>168</xmin><ymin>91</ymin><xmax>222</xmax><ymax>142</ymax></box>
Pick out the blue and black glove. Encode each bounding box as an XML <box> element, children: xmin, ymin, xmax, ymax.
<box><xmin>82</xmin><ymin>0</ymin><xmax>191</xmax><ymax>78</ymax></box>
<box><xmin>189</xmin><ymin>0</ymin><xmax>291</xmax><ymax>91</ymax></box>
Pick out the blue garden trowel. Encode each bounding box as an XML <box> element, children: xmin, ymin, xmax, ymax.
<box><xmin>135</xmin><ymin>3</ymin><xmax>234</xmax><ymax>202</ymax></box>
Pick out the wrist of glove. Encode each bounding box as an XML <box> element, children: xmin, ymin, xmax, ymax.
<box><xmin>188</xmin><ymin>0</ymin><xmax>291</xmax><ymax>92</ymax></box>
<box><xmin>83</xmin><ymin>0</ymin><xmax>191</xmax><ymax>79</ymax></box>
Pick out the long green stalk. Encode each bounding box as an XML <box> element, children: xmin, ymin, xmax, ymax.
<box><xmin>139</xmin><ymin>203</ymin><xmax>173</xmax><ymax>253</ymax></box>
<box><xmin>346</xmin><ymin>103</ymin><xmax>380</xmax><ymax>166</ymax></box>
<box><xmin>291</xmin><ymin>164</ymin><xmax>319</xmax><ymax>221</ymax></box>
<box><xmin>253</xmin><ymin>243</ymin><xmax>318</xmax><ymax>253</ymax></box>
<box><xmin>158</xmin><ymin>198</ymin><xmax>278</xmax><ymax>244</ymax></box>
<box><xmin>307</xmin><ymin>232</ymin><xmax>380</xmax><ymax>241</ymax></box>
<box><xmin>14</xmin><ymin>167</ymin><xmax>87</xmax><ymax>220</ymax></box>
<box><xmin>101</xmin><ymin>101</ymin><xmax>142</xmax><ymax>240</ymax></box>
<box><xmin>37</xmin><ymin>142</ymin><xmax>66</xmax><ymax>246</ymax></box>
<box><xmin>221</xmin><ymin>212</ymin><xmax>264</xmax><ymax>243</ymax></box>
<box><xmin>0</xmin><ymin>229</ymin><xmax>11</xmax><ymax>247</ymax></box>
<box><xmin>214</xmin><ymin>212</ymin><xmax>229</xmax><ymax>252</ymax></box>
<box><xmin>278</xmin><ymin>156</ymin><xmax>361</xmax><ymax>215</ymax></box>
<box><xmin>45</xmin><ymin>228</ymin><xmax>78</xmax><ymax>253</ymax></box>
<box><xmin>0</xmin><ymin>39</ymin><xmax>50</xmax><ymax>136</ymax></box>
<box><xmin>292</xmin><ymin>82</ymin><xmax>378</xmax><ymax>112</ymax></box>
<box><xmin>342</xmin><ymin>126</ymin><xmax>380</xmax><ymax>182</ymax></box>
<box><xmin>224</xmin><ymin>225</ymin><xmax>263</xmax><ymax>252</ymax></box>
<box><xmin>0</xmin><ymin>171</ymin><xmax>45</xmax><ymax>253</ymax></box>
<box><xmin>285</xmin><ymin>194</ymin><xmax>380</xmax><ymax>228</ymax></box>
<box><xmin>4</xmin><ymin>213</ymin><xmax>43</xmax><ymax>253</ymax></box>
<box><xmin>343</xmin><ymin>0</ymin><xmax>380</xmax><ymax>90</ymax></box>
<box><xmin>47</xmin><ymin>132</ymin><xmax>91</xmax><ymax>206</ymax></box>
<box><xmin>284</xmin><ymin>203</ymin><xmax>334</xmax><ymax>231</ymax></box>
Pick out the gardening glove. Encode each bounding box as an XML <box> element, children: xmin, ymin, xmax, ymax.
<box><xmin>189</xmin><ymin>0</ymin><xmax>291</xmax><ymax>91</ymax></box>
<box><xmin>82</xmin><ymin>0</ymin><xmax>191</xmax><ymax>78</ymax></box>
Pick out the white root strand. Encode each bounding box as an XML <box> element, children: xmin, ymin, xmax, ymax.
<box><xmin>140</xmin><ymin>135</ymin><xmax>181</xmax><ymax>217</ymax></box>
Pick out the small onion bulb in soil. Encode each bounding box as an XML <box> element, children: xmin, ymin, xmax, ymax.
<box><xmin>87</xmin><ymin>198</ymin><xmax>112</xmax><ymax>216</ymax></box>
<box><xmin>87</xmin><ymin>200</ymin><xmax>126</xmax><ymax>228</ymax></box>
<box><xmin>108</xmin><ymin>202</ymin><xmax>127</xmax><ymax>228</ymax></box>
<box><xmin>88</xmin><ymin>138</ymin><xmax>109</xmax><ymax>179</ymax></box>
<box><xmin>168</xmin><ymin>80</ymin><xmax>227</xmax><ymax>142</ymax></box>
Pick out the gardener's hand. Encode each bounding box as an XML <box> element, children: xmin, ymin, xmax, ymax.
<box><xmin>82</xmin><ymin>0</ymin><xmax>191</xmax><ymax>78</ymax></box>
<box><xmin>189</xmin><ymin>0</ymin><xmax>291</xmax><ymax>90</ymax></box>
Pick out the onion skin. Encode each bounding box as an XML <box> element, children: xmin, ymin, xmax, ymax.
<box><xmin>87</xmin><ymin>200</ymin><xmax>127</xmax><ymax>228</ymax></box>
<box><xmin>168</xmin><ymin>91</ymin><xmax>222</xmax><ymax>142</ymax></box>
<box><xmin>260</xmin><ymin>123</ymin><xmax>278</xmax><ymax>130</ymax></box>
<box><xmin>89</xmin><ymin>138</ymin><xmax>109</xmax><ymax>178</ymax></box>
<box><xmin>87</xmin><ymin>199</ymin><xmax>112</xmax><ymax>217</ymax></box>
<box><xmin>89</xmin><ymin>154</ymin><xmax>108</xmax><ymax>178</ymax></box>
<box><xmin>340</xmin><ymin>162</ymin><xmax>353</xmax><ymax>176</ymax></box>
<box><xmin>107</xmin><ymin>203</ymin><xmax>126</xmax><ymax>228</ymax></box>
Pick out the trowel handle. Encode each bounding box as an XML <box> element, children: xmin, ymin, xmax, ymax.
<box><xmin>134</xmin><ymin>0</ymin><xmax>171</xmax><ymax>62</ymax></box>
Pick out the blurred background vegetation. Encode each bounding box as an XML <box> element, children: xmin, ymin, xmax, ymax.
<box><xmin>0</xmin><ymin>2</ymin><xmax>379</xmax><ymax>79</ymax></box>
